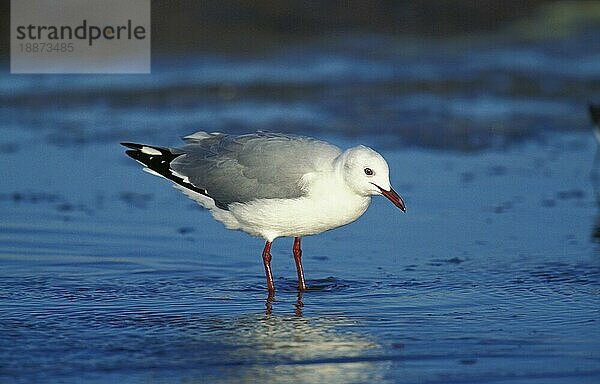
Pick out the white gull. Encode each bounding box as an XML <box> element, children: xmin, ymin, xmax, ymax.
<box><xmin>121</xmin><ymin>131</ymin><xmax>405</xmax><ymax>292</ymax></box>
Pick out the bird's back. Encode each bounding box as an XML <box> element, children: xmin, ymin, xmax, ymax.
<box><xmin>171</xmin><ymin>132</ymin><xmax>342</xmax><ymax>206</ymax></box>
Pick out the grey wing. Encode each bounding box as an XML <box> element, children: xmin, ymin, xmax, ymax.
<box><xmin>170</xmin><ymin>132</ymin><xmax>342</xmax><ymax>206</ymax></box>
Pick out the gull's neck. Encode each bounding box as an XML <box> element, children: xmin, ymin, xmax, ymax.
<box><xmin>331</xmin><ymin>149</ymin><xmax>366</xmax><ymax>198</ymax></box>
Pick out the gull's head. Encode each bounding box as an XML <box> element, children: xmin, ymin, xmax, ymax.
<box><xmin>340</xmin><ymin>146</ymin><xmax>406</xmax><ymax>212</ymax></box>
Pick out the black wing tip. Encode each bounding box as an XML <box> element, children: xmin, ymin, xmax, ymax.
<box><xmin>120</xmin><ymin>141</ymin><xmax>231</xmax><ymax>211</ymax></box>
<box><xmin>589</xmin><ymin>104</ymin><xmax>600</xmax><ymax>126</ymax></box>
<box><xmin>121</xmin><ymin>142</ymin><xmax>147</xmax><ymax>162</ymax></box>
<box><xmin>121</xmin><ymin>142</ymin><xmax>143</xmax><ymax>149</ymax></box>
<box><xmin>124</xmin><ymin>149</ymin><xmax>142</xmax><ymax>161</ymax></box>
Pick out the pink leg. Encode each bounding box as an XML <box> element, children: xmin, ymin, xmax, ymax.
<box><xmin>293</xmin><ymin>237</ymin><xmax>307</xmax><ymax>291</ymax></box>
<box><xmin>262</xmin><ymin>241</ymin><xmax>275</xmax><ymax>292</ymax></box>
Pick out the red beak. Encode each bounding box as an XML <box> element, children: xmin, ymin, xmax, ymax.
<box><xmin>377</xmin><ymin>185</ymin><xmax>406</xmax><ymax>212</ymax></box>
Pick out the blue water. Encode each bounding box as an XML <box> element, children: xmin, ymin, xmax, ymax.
<box><xmin>1</xmin><ymin>28</ymin><xmax>600</xmax><ymax>383</ymax></box>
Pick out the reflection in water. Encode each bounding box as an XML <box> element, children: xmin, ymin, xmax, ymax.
<box><xmin>193</xmin><ymin>302</ymin><xmax>387</xmax><ymax>384</ymax></box>
<box><xmin>265</xmin><ymin>291</ymin><xmax>274</xmax><ymax>315</ymax></box>
<box><xmin>295</xmin><ymin>291</ymin><xmax>304</xmax><ymax>317</ymax></box>
<box><xmin>265</xmin><ymin>291</ymin><xmax>305</xmax><ymax>317</ymax></box>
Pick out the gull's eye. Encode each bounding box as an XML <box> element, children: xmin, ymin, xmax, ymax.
<box><xmin>364</xmin><ymin>167</ymin><xmax>374</xmax><ymax>176</ymax></box>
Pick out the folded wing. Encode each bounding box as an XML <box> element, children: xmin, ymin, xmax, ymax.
<box><xmin>171</xmin><ymin>132</ymin><xmax>342</xmax><ymax>207</ymax></box>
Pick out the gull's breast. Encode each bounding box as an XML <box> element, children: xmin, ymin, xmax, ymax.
<box><xmin>228</xmin><ymin>191</ymin><xmax>371</xmax><ymax>241</ymax></box>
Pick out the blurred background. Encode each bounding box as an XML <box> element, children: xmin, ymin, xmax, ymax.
<box><xmin>0</xmin><ymin>0</ymin><xmax>599</xmax><ymax>150</ymax></box>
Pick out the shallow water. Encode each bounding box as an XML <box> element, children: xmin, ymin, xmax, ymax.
<box><xmin>1</xmin><ymin>27</ymin><xmax>600</xmax><ymax>384</ymax></box>
<box><xmin>1</xmin><ymin>131</ymin><xmax>598</xmax><ymax>383</ymax></box>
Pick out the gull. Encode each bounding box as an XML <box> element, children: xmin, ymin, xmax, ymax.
<box><xmin>590</xmin><ymin>104</ymin><xmax>600</xmax><ymax>143</ymax></box>
<box><xmin>121</xmin><ymin>132</ymin><xmax>405</xmax><ymax>292</ymax></box>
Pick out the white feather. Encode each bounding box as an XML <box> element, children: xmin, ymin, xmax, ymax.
<box><xmin>143</xmin><ymin>167</ymin><xmax>166</xmax><ymax>179</ymax></box>
<box><xmin>184</xmin><ymin>131</ymin><xmax>219</xmax><ymax>141</ymax></box>
<box><xmin>141</xmin><ymin>146</ymin><xmax>162</xmax><ymax>156</ymax></box>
